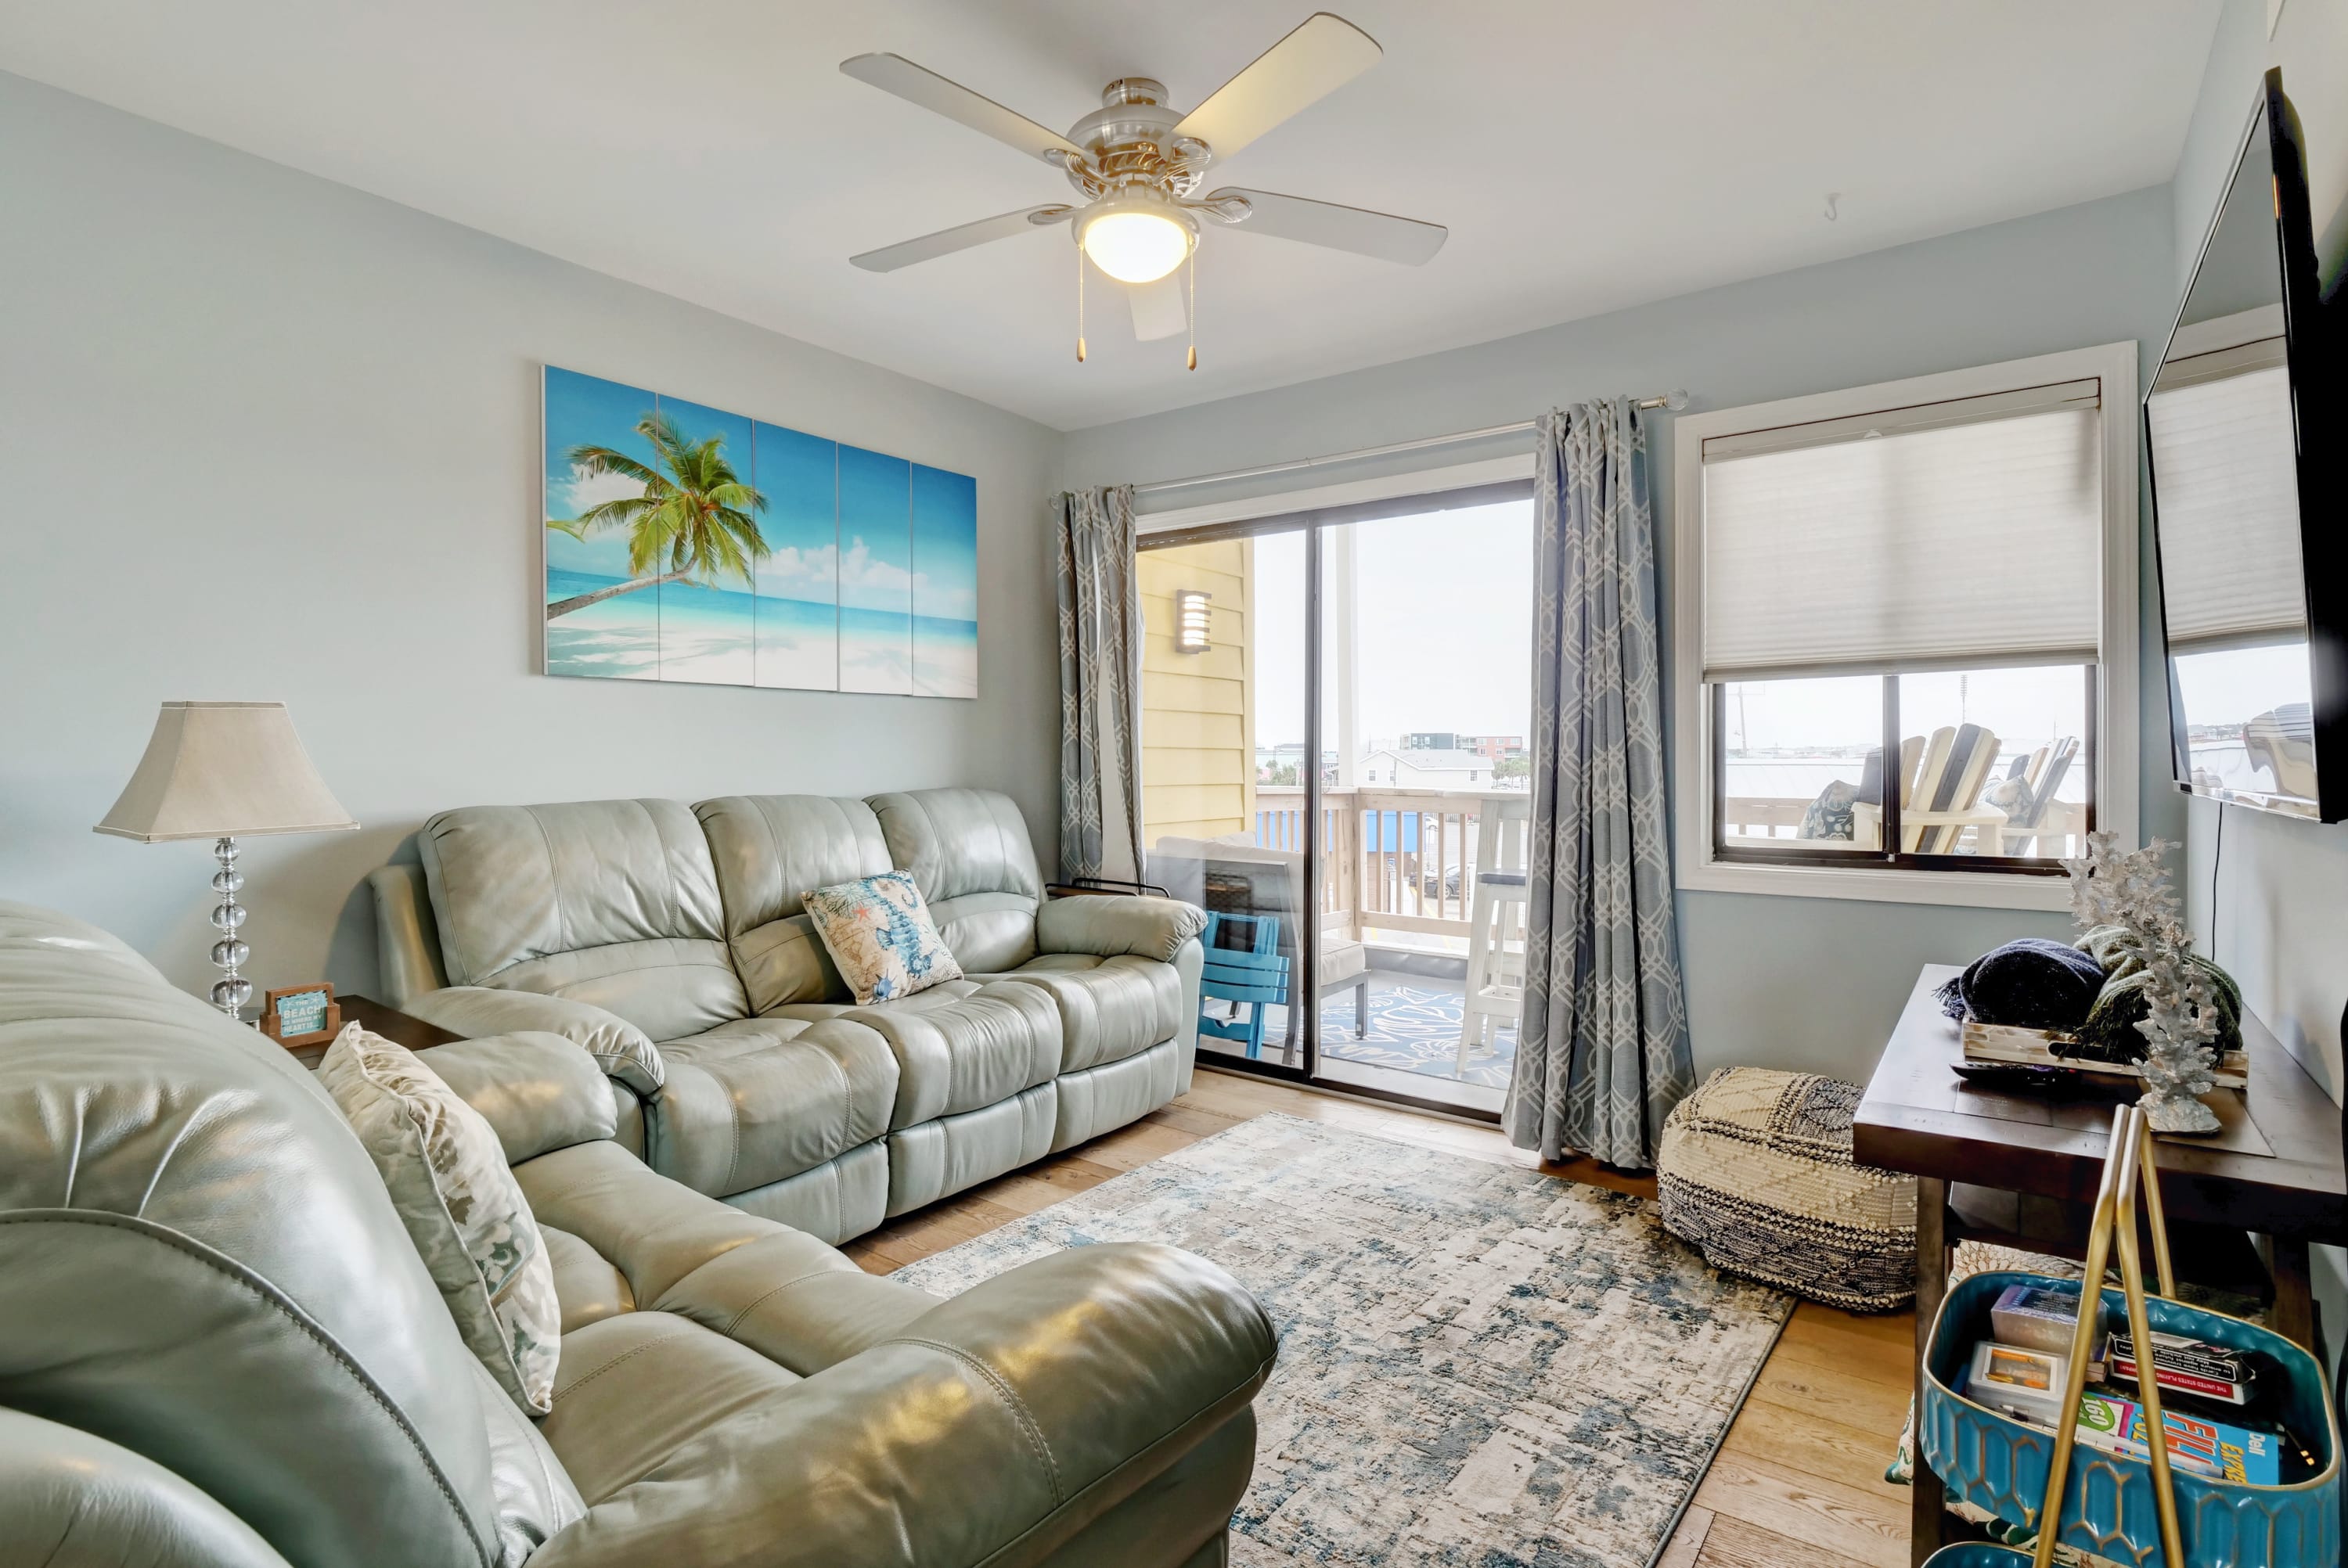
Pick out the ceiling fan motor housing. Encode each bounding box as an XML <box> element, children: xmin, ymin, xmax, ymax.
<box><xmin>1061</xmin><ymin>78</ymin><xmax>1212</xmax><ymax>204</ymax></box>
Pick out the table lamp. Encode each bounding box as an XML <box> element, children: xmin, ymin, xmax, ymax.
<box><xmin>95</xmin><ymin>702</ymin><xmax>357</xmax><ymax>1023</ymax></box>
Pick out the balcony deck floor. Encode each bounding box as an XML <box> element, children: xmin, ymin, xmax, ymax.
<box><xmin>1198</xmin><ymin>969</ymin><xmax>1515</xmax><ymax>1109</ymax></box>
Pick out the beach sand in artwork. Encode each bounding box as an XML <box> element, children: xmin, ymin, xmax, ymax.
<box><xmin>549</xmin><ymin>571</ymin><xmax>857</xmax><ymax>689</ymax></box>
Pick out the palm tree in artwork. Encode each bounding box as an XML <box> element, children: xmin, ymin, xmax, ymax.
<box><xmin>546</xmin><ymin>413</ymin><xmax>770</xmax><ymax>620</ymax></box>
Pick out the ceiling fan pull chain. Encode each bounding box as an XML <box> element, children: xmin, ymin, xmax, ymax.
<box><xmin>1075</xmin><ymin>239</ymin><xmax>1087</xmax><ymax>364</ymax></box>
<box><xmin>1187</xmin><ymin>242</ymin><xmax>1198</xmax><ymax>372</ymax></box>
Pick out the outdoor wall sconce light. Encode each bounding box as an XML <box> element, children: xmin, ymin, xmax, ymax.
<box><xmin>1173</xmin><ymin>589</ymin><xmax>1212</xmax><ymax>654</ymax></box>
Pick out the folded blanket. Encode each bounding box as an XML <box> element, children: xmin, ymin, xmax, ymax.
<box><xmin>2067</xmin><ymin>953</ymin><xmax>2245</xmax><ymax>1065</ymax></box>
<box><xmin>1938</xmin><ymin>937</ymin><xmax>2106</xmax><ymax>1032</ymax></box>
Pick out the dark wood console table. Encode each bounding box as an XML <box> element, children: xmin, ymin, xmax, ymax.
<box><xmin>1854</xmin><ymin>965</ymin><xmax>2345</xmax><ymax>1565</ymax></box>
<box><xmin>275</xmin><ymin>993</ymin><xmax>459</xmax><ymax>1069</ymax></box>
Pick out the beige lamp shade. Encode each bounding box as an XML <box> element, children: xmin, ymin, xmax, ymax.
<box><xmin>95</xmin><ymin>702</ymin><xmax>358</xmax><ymax>842</ymax></box>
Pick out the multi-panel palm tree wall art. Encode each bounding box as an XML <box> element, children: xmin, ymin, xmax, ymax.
<box><xmin>542</xmin><ymin>365</ymin><xmax>978</xmax><ymax>698</ymax></box>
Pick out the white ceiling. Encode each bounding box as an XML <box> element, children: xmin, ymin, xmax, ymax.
<box><xmin>1</xmin><ymin>2</ymin><xmax>2220</xmax><ymax>430</ymax></box>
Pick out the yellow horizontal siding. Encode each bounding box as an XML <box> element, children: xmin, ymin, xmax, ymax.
<box><xmin>1137</xmin><ymin>538</ymin><xmax>1253</xmax><ymax>850</ymax></box>
<box><xmin>1145</xmin><ymin>817</ymin><xmax>1246</xmax><ymax>845</ymax></box>
<box><xmin>1144</xmin><ymin>670</ymin><xmax>1245</xmax><ymax>712</ymax></box>
<box><xmin>1144</xmin><ymin>782</ymin><xmax>1247</xmax><ymax>824</ymax></box>
<box><xmin>1140</xmin><ymin>631</ymin><xmax>1245</xmax><ymax>682</ymax></box>
<box><xmin>1142</xmin><ymin>709</ymin><xmax>1245</xmax><ymax>750</ymax></box>
<box><xmin>1142</xmin><ymin>746</ymin><xmax>1247</xmax><ymax>786</ymax></box>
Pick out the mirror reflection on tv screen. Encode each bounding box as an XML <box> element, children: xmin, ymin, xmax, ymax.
<box><xmin>2147</xmin><ymin>118</ymin><xmax>2317</xmax><ymax>817</ymax></box>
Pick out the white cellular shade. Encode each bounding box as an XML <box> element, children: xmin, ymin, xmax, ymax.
<box><xmin>1701</xmin><ymin>398</ymin><xmax>2102</xmax><ymax>682</ymax></box>
<box><xmin>2147</xmin><ymin>358</ymin><xmax>2306</xmax><ymax>650</ymax></box>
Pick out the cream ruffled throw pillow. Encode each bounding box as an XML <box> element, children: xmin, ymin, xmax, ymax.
<box><xmin>319</xmin><ymin>1023</ymin><xmax>560</xmax><ymax>1415</ymax></box>
<box><xmin>803</xmin><ymin>870</ymin><xmax>965</xmax><ymax>1005</ymax></box>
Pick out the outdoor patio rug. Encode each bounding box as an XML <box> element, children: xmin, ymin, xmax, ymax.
<box><xmin>1320</xmin><ymin>982</ymin><xmax>1517</xmax><ymax>1089</ymax></box>
<box><xmin>893</xmin><ymin>1113</ymin><xmax>1793</xmax><ymax>1568</ymax></box>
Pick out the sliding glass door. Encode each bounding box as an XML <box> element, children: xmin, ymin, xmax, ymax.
<box><xmin>1137</xmin><ymin>483</ymin><xmax>1533</xmax><ymax>1119</ymax></box>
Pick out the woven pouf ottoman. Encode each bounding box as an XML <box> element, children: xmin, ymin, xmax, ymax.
<box><xmin>1656</xmin><ymin>1066</ymin><xmax>1918</xmax><ymax>1311</ymax></box>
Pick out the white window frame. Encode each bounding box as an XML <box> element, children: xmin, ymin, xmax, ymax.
<box><xmin>1671</xmin><ymin>343</ymin><xmax>2141</xmax><ymax>911</ymax></box>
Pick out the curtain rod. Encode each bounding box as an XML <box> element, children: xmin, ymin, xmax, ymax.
<box><xmin>1130</xmin><ymin>390</ymin><xmax>1690</xmax><ymax>497</ymax></box>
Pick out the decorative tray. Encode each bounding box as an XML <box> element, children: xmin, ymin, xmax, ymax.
<box><xmin>1960</xmin><ymin>1020</ymin><xmax>2249</xmax><ymax>1089</ymax></box>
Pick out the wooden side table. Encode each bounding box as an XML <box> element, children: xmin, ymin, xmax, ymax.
<box><xmin>1854</xmin><ymin>966</ymin><xmax>2346</xmax><ymax>1565</ymax></box>
<box><xmin>272</xmin><ymin>993</ymin><xmax>459</xmax><ymax>1069</ymax></box>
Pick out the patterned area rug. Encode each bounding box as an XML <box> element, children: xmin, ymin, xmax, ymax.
<box><xmin>895</xmin><ymin>1113</ymin><xmax>1792</xmax><ymax>1567</ymax></box>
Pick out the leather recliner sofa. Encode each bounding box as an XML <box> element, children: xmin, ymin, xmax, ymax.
<box><xmin>0</xmin><ymin>900</ymin><xmax>1273</xmax><ymax>1568</ymax></box>
<box><xmin>369</xmin><ymin>787</ymin><xmax>1207</xmax><ymax>1244</ymax></box>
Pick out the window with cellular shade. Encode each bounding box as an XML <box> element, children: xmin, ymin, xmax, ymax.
<box><xmin>2146</xmin><ymin>347</ymin><xmax>2306</xmax><ymax>651</ymax></box>
<box><xmin>1700</xmin><ymin>379</ymin><xmax>2104</xmax><ymax>683</ymax></box>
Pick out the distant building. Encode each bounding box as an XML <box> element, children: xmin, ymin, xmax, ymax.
<box><xmin>1359</xmin><ymin>747</ymin><xmax>1496</xmax><ymax>789</ymax></box>
<box><xmin>1254</xmin><ymin>740</ymin><xmax>1310</xmax><ymax>782</ymax></box>
<box><xmin>1399</xmin><ymin>731</ymin><xmax>1523</xmax><ymax>763</ymax></box>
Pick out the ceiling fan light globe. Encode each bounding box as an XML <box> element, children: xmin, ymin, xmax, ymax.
<box><xmin>1079</xmin><ymin>209</ymin><xmax>1192</xmax><ymax>284</ymax></box>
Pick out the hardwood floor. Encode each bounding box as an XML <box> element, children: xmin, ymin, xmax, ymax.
<box><xmin>846</xmin><ymin>1066</ymin><xmax>1914</xmax><ymax>1568</ymax></box>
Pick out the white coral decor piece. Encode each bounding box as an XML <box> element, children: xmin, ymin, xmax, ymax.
<box><xmin>2062</xmin><ymin>832</ymin><xmax>2222</xmax><ymax>1134</ymax></box>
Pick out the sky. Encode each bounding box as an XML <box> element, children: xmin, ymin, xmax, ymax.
<box><xmin>1248</xmin><ymin>499</ymin><xmax>1536</xmax><ymax>750</ymax></box>
<box><xmin>542</xmin><ymin>365</ymin><xmax>974</xmax><ymax>624</ymax></box>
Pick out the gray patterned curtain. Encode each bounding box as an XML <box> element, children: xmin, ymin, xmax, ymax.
<box><xmin>1507</xmin><ymin>401</ymin><xmax>1694</xmax><ymax>1170</ymax></box>
<box><xmin>1053</xmin><ymin>485</ymin><xmax>1144</xmax><ymax>884</ymax></box>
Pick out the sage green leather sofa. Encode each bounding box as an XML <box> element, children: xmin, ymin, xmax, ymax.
<box><xmin>369</xmin><ymin>788</ymin><xmax>1206</xmax><ymax>1244</ymax></box>
<box><xmin>0</xmin><ymin>900</ymin><xmax>1272</xmax><ymax>1568</ymax></box>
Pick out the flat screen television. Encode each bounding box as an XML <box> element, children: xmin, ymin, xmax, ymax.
<box><xmin>2146</xmin><ymin>69</ymin><xmax>2344</xmax><ymax>822</ymax></box>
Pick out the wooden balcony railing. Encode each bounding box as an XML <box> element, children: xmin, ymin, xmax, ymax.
<box><xmin>1717</xmin><ymin>794</ymin><xmax>2087</xmax><ymax>854</ymax></box>
<box><xmin>1244</xmin><ymin>786</ymin><xmax>2091</xmax><ymax>948</ymax></box>
<box><xmin>1254</xmin><ymin>786</ymin><xmax>1527</xmax><ymax>944</ymax></box>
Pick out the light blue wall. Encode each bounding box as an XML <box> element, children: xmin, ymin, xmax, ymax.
<box><xmin>1065</xmin><ymin>185</ymin><xmax>2181</xmax><ymax>1088</ymax></box>
<box><xmin>2170</xmin><ymin>0</ymin><xmax>2348</xmax><ymax>1373</ymax></box>
<box><xmin>0</xmin><ymin>72</ymin><xmax>1066</xmax><ymax>1000</ymax></box>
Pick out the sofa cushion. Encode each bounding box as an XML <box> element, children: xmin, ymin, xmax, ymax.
<box><xmin>646</xmin><ymin>1016</ymin><xmax>897</xmax><ymax>1199</ymax></box>
<box><xmin>420</xmin><ymin>800</ymin><xmax>747</xmax><ymax>1042</ymax></box>
<box><xmin>985</xmin><ymin>954</ymin><xmax>1185</xmax><ymax>1074</ymax></box>
<box><xmin>802</xmin><ymin>872</ymin><xmax>965</xmax><ymax>1005</ymax></box>
<box><xmin>319</xmin><ymin>1026</ymin><xmax>563</xmax><ymax>1416</ymax></box>
<box><xmin>868</xmin><ymin>789</ymin><xmax>1044</xmax><ymax>973</ymax></box>
<box><xmin>769</xmin><ymin>979</ymin><xmax>1061</xmax><ymax>1128</ymax></box>
<box><xmin>538</xmin><ymin>1225</ymin><xmax>632</xmax><ymax>1336</ymax></box>
<box><xmin>515</xmin><ymin>1142</ymin><xmax>935</xmax><ymax>1376</ymax></box>
<box><xmin>538</xmin><ymin>1312</ymin><xmax>802</xmax><ymax>1507</ymax></box>
<box><xmin>694</xmin><ymin>794</ymin><xmax>893</xmax><ymax>1011</ymax></box>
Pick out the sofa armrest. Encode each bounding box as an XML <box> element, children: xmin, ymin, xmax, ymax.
<box><xmin>418</xmin><ymin>1032</ymin><xmax>619</xmax><ymax>1165</ymax></box>
<box><xmin>0</xmin><ymin>1406</ymin><xmax>296</xmax><ymax>1568</ymax></box>
<box><xmin>530</xmin><ymin>1243</ymin><xmax>1274</xmax><ymax>1568</ymax></box>
<box><xmin>400</xmin><ymin>987</ymin><xmax>664</xmax><ymax>1096</ymax></box>
<box><xmin>1035</xmin><ymin>894</ymin><xmax>1206</xmax><ymax>964</ymax></box>
<box><xmin>366</xmin><ymin>863</ymin><xmax>450</xmax><ymax>1009</ymax></box>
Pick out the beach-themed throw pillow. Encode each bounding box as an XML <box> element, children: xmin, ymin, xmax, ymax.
<box><xmin>319</xmin><ymin>1023</ymin><xmax>560</xmax><ymax>1415</ymax></box>
<box><xmin>802</xmin><ymin>871</ymin><xmax>965</xmax><ymax>1005</ymax></box>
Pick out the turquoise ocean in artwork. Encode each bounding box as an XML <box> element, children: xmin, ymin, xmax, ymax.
<box><xmin>546</xmin><ymin>570</ymin><xmax>974</xmax><ymax>691</ymax></box>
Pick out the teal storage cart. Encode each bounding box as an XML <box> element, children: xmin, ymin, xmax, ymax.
<box><xmin>1921</xmin><ymin>1104</ymin><xmax>2338</xmax><ymax>1568</ymax></box>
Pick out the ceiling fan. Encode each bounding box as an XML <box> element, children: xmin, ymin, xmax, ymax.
<box><xmin>838</xmin><ymin>13</ymin><xmax>1446</xmax><ymax>354</ymax></box>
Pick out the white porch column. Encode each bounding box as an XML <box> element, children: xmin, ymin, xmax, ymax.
<box><xmin>1331</xmin><ymin>525</ymin><xmax>1360</xmax><ymax>789</ymax></box>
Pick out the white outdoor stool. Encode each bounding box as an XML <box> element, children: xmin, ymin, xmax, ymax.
<box><xmin>1457</xmin><ymin>794</ymin><xmax>1530</xmax><ymax>1075</ymax></box>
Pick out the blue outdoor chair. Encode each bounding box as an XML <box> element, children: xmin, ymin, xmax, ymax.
<box><xmin>1197</xmin><ymin>912</ymin><xmax>1290</xmax><ymax>1061</ymax></box>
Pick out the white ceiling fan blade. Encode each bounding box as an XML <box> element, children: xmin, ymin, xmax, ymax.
<box><xmin>1206</xmin><ymin>188</ymin><xmax>1446</xmax><ymax>264</ymax></box>
<box><xmin>1171</xmin><ymin>13</ymin><xmax>1381</xmax><ymax>160</ymax></box>
<box><xmin>840</xmin><ymin>53</ymin><xmax>1086</xmax><ymax>164</ymax></box>
<box><xmin>851</xmin><ymin>205</ymin><xmax>1073</xmax><ymax>272</ymax></box>
<box><xmin>1128</xmin><ymin>275</ymin><xmax>1190</xmax><ymax>341</ymax></box>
